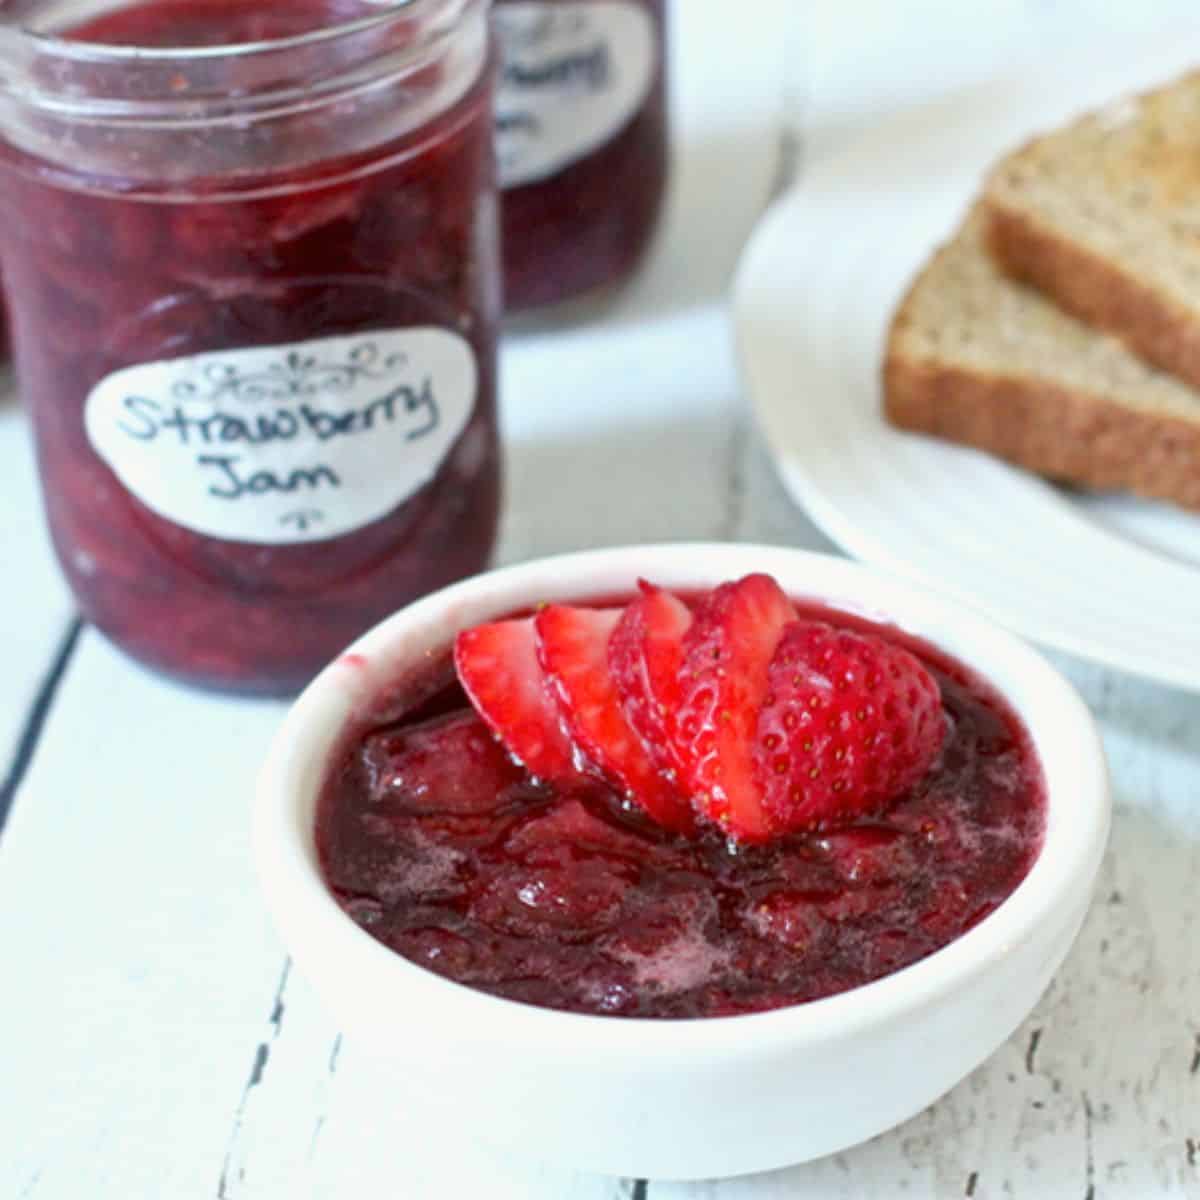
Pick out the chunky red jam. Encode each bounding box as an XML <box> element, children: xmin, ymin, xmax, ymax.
<box><xmin>61</xmin><ymin>0</ymin><xmax>378</xmax><ymax>44</ymax></box>
<box><xmin>495</xmin><ymin>0</ymin><xmax>668</xmax><ymax>310</ymax></box>
<box><xmin>317</xmin><ymin>603</ymin><xmax>1045</xmax><ymax>1019</ymax></box>
<box><xmin>0</xmin><ymin>0</ymin><xmax>499</xmax><ymax>694</ymax></box>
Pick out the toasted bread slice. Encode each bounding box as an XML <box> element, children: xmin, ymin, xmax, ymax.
<box><xmin>884</xmin><ymin>210</ymin><xmax>1200</xmax><ymax>511</ymax></box>
<box><xmin>984</xmin><ymin>70</ymin><xmax>1200</xmax><ymax>390</ymax></box>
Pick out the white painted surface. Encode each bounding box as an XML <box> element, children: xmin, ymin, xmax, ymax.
<box><xmin>0</xmin><ymin>390</ymin><xmax>73</xmax><ymax>775</ymax></box>
<box><xmin>1</xmin><ymin>2</ymin><xmax>1198</xmax><ymax>1197</ymax></box>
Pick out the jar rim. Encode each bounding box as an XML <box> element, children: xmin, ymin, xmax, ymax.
<box><xmin>0</xmin><ymin>0</ymin><xmax>486</xmax><ymax>128</ymax></box>
<box><xmin>3</xmin><ymin>0</ymin><xmax>454</xmax><ymax>60</ymax></box>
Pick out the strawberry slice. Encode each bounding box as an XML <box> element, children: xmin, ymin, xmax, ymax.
<box><xmin>608</xmin><ymin>582</ymin><xmax>694</xmax><ymax>782</ymax></box>
<box><xmin>536</xmin><ymin>604</ymin><xmax>694</xmax><ymax>832</ymax></box>
<box><xmin>454</xmin><ymin>617</ymin><xmax>578</xmax><ymax>782</ymax></box>
<box><xmin>672</xmin><ymin>575</ymin><xmax>797</xmax><ymax>842</ymax></box>
<box><xmin>755</xmin><ymin>620</ymin><xmax>946</xmax><ymax>832</ymax></box>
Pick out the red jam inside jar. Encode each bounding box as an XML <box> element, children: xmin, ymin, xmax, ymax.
<box><xmin>494</xmin><ymin>0</ymin><xmax>669</xmax><ymax>310</ymax></box>
<box><xmin>0</xmin><ymin>0</ymin><xmax>500</xmax><ymax>694</ymax></box>
<box><xmin>317</xmin><ymin>600</ymin><xmax>1046</xmax><ymax>1019</ymax></box>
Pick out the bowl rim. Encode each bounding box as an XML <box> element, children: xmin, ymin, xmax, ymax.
<box><xmin>254</xmin><ymin>541</ymin><xmax>1110</xmax><ymax>1056</ymax></box>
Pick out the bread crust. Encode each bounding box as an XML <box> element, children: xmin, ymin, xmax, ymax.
<box><xmin>883</xmin><ymin>350</ymin><xmax>1200</xmax><ymax>512</ymax></box>
<box><xmin>984</xmin><ymin>199</ymin><xmax>1200</xmax><ymax>392</ymax></box>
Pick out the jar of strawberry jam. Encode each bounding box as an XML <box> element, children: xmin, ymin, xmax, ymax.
<box><xmin>493</xmin><ymin>0</ymin><xmax>668</xmax><ymax>310</ymax></box>
<box><xmin>0</xmin><ymin>0</ymin><xmax>501</xmax><ymax>695</ymax></box>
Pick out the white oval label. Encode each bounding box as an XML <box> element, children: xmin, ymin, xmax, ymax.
<box><xmin>495</xmin><ymin>1</ymin><xmax>657</xmax><ymax>189</ymax></box>
<box><xmin>84</xmin><ymin>329</ymin><xmax>477</xmax><ymax>545</ymax></box>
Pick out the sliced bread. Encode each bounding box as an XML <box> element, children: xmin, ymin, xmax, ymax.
<box><xmin>984</xmin><ymin>70</ymin><xmax>1200</xmax><ymax>389</ymax></box>
<box><xmin>884</xmin><ymin>210</ymin><xmax>1200</xmax><ymax>511</ymax></box>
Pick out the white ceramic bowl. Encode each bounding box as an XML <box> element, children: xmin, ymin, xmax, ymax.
<box><xmin>254</xmin><ymin>543</ymin><xmax>1110</xmax><ymax>1180</ymax></box>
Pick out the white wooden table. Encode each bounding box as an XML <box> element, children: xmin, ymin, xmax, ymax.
<box><xmin>3</xmin><ymin>3</ymin><xmax>1200</xmax><ymax>1196</ymax></box>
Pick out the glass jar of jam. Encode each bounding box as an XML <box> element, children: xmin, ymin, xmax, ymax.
<box><xmin>0</xmin><ymin>0</ymin><xmax>501</xmax><ymax>695</ymax></box>
<box><xmin>493</xmin><ymin>0</ymin><xmax>668</xmax><ymax>310</ymax></box>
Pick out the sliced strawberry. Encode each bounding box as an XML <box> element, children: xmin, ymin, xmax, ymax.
<box><xmin>672</xmin><ymin>575</ymin><xmax>797</xmax><ymax>842</ymax></box>
<box><xmin>453</xmin><ymin>617</ymin><xmax>578</xmax><ymax>782</ymax></box>
<box><xmin>755</xmin><ymin>620</ymin><xmax>946</xmax><ymax>832</ymax></box>
<box><xmin>608</xmin><ymin>582</ymin><xmax>693</xmax><ymax>781</ymax></box>
<box><xmin>535</xmin><ymin>604</ymin><xmax>694</xmax><ymax>832</ymax></box>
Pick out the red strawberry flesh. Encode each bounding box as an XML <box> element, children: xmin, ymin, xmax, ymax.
<box><xmin>609</xmin><ymin>583</ymin><xmax>694</xmax><ymax>781</ymax></box>
<box><xmin>755</xmin><ymin>619</ymin><xmax>946</xmax><ymax>832</ymax></box>
<box><xmin>453</xmin><ymin>617</ymin><xmax>577</xmax><ymax>782</ymax></box>
<box><xmin>536</xmin><ymin>604</ymin><xmax>694</xmax><ymax>832</ymax></box>
<box><xmin>672</xmin><ymin>574</ymin><xmax>797</xmax><ymax>842</ymax></box>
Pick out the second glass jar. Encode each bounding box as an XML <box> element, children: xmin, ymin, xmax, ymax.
<box><xmin>493</xmin><ymin>0</ymin><xmax>669</xmax><ymax>310</ymax></box>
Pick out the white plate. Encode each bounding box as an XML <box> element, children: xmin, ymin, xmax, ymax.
<box><xmin>735</xmin><ymin>41</ymin><xmax>1200</xmax><ymax>694</ymax></box>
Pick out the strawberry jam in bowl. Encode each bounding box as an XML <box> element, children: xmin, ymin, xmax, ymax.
<box><xmin>256</xmin><ymin>545</ymin><xmax>1110</xmax><ymax>1178</ymax></box>
<box><xmin>321</xmin><ymin>580</ymin><xmax>1041</xmax><ymax>1017</ymax></box>
<box><xmin>0</xmin><ymin>0</ymin><xmax>500</xmax><ymax>695</ymax></box>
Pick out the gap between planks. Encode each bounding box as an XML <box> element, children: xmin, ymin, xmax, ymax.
<box><xmin>216</xmin><ymin>952</ymin><xmax>653</xmax><ymax>1199</ymax></box>
<box><xmin>217</xmin><ymin>959</ymin><xmax>293</xmax><ymax>1199</ymax></box>
<box><xmin>0</xmin><ymin>615</ymin><xmax>83</xmax><ymax>835</ymax></box>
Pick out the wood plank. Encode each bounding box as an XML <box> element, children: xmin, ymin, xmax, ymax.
<box><xmin>214</xmin><ymin>961</ymin><xmax>631</xmax><ymax>1200</ymax></box>
<box><xmin>0</xmin><ymin>632</ymin><xmax>291</xmax><ymax>1200</ymax></box>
